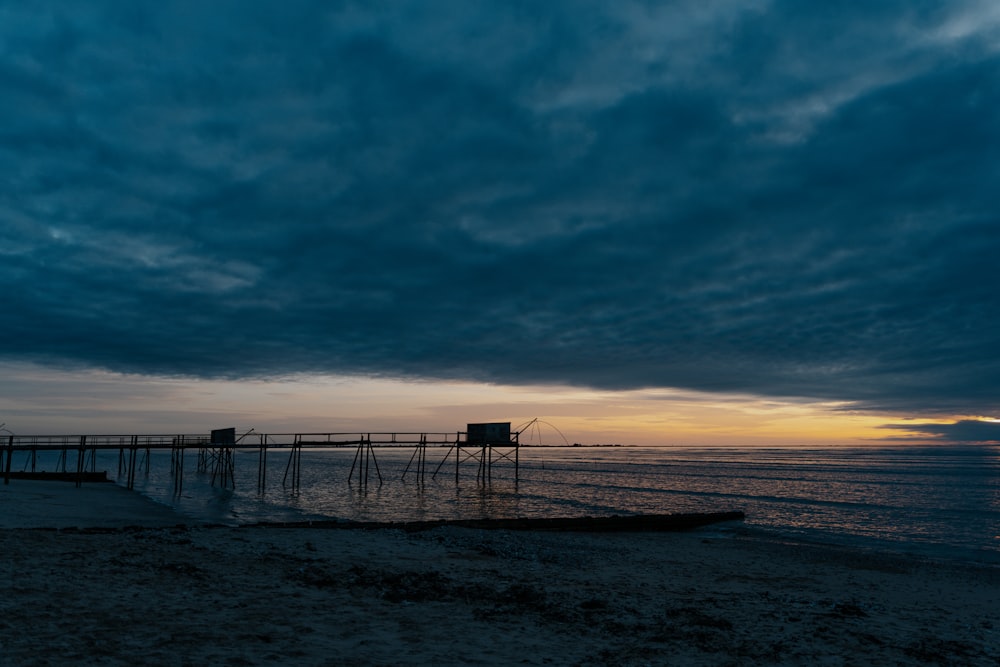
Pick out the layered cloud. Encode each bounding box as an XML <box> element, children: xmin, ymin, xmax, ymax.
<box><xmin>2</xmin><ymin>1</ymin><xmax>999</xmax><ymax>415</ymax></box>
<box><xmin>881</xmin><ymin>419</ymin><xmax>1000</xmax><ymax>444</ymax></box>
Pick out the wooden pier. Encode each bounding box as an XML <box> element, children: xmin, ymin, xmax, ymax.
<box><xmin>1</xmin><ymin>427</ymin><xmax>522</xmax><ymax>493</ymax></box>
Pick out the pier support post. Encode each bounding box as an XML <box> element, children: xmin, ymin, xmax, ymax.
<box><xmin>75</xmin><ymin>436</ymin><xmax>86</xmax><ymax>488</ymax></box>
<box><xmin>431</xmin><ymin>433</ymin><xmax>468</xmax><ymax>484</ymax></box>
<box><xmin>127</xmin><ymin>435</ymin><xmax>138</xmax><ymax>489</ymax></box>
<box><xmin>171</xmin><ymin>436</ymin><xmax>185</xmax><ymax>495</ymax></box>
<box><xmin>349</xmin><ymin>435</ymin><xmax>382</xmax><ymax>487</ymax></box>
<box><xmin>283</xmin><ymin>436</ymin><xmax>302</xmax><ymax>491</ymax></box>
<box><xmin>402</xmin><ymin>434</ymin><xmax>428</xmax><ymax>483</ymax></box>
<box><xmin>29</xmin><ymin>446</ymin><xmax>36</xmax><ymax>473</ymax></box>
<box><xmin>85</xmin><ymin>445</ymin><xmax>97</xmax><ymax>473</ymax></box>
<box><xmin>211</xmin><ymin>447</ymin><xmax>235</xmax><ymax>489</ymax></box>
<box><xmin>4</xmin><ymin>435</ymin><xmax>12</xmax><ymax>485</ymax></box>
<box><xmin>258</xmin><ymin>439</ymin><xmax>268</xmax><ymax>492</ymax></box>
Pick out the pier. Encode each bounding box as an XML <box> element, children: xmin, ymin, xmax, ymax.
<box><xmin>1</xmin><ymin>423</ymin><xmax>522</xmax><ymax>493</ymax></box>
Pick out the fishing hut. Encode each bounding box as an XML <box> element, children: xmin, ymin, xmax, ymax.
<box><xmin>431</xmin><ymin>422</ymin><xmax>519</xmax><ymax>484</ymax></box>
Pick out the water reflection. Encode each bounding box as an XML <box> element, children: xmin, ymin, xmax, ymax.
<box><xmin>36</xmin><ymin>444</ymin><xmax>1000</xmax><ymax>564</ymax></box>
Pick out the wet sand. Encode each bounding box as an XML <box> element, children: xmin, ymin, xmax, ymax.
<box><xmin>0</xmin><ymin>479</ymin><xmax>182</xmax><ymax>530</ymax></box>
<box><xmin>1</xmin><ymin>481</ymin><xmax>998</xmax><ymax>665</ymax></box>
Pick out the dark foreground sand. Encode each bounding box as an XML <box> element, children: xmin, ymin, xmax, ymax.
<box><xmin>1</xmin><ymin>482</ymin><xmax>998</xmax><ymax>666</ymax></box>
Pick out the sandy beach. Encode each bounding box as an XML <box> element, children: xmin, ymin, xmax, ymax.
<box><xmin>1</xmin><ymin>481</ymin><xmax>998</xmax><ymax>666</ymax></box>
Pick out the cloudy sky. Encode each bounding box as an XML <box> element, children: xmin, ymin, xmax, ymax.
<box><xmin>2</xmin><ymin>1</ymin><xmax>999</xmax><ymax>445</ymax></box>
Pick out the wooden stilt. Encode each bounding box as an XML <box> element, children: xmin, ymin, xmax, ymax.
<box><xmin>127</xmin><ymin>436</ymin><xmax>138</xmax><ymax>489</ymax></box>
<box><xmin>258</xmin><ymin>442</ymin><xmax>268</xmax><ymax>492</ymax></box>
<box><xmin>402</xmin><ymin>434</ymin><xmax>427</xmax><ymax>482</ymax></box>
<box><xmin>4</xmin><ymin>435</ymin><xmax>13</xmax><ymax>485</ymax></box>
<box><xmin>282</xmin><ymin>437</ymin><xmax>302</xmax><ymax>491</ymax></box>
<box><xmin>75</xmin><ymin>436</ymin><xmax>86</xmax><ymax>488</ymax></box>
<box><xmin>171</xmin><ymin>436</ymin><xmax>185</xmax><ymax>495</ymax></box>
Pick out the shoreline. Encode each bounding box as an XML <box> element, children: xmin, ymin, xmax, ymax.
<box><xmin>2</xmin><ymin>481</ymin><xmax>998</xmax><ymax>664</ymax></box>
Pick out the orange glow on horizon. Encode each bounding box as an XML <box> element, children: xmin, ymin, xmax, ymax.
<box><xmin>0</xmin><ymin>361</ymin><xmax>981</xmax><ymax>447</ymax></box>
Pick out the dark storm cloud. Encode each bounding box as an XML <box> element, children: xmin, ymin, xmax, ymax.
<box><xmin>2</xmin><ymin>1</ymin><xmax>999</xmax><ymax>414</ymax></box>
<box><xmin>881</xmin><ymin>420</ymin><xmax>1000</xmax><ymax>444</ymax></box>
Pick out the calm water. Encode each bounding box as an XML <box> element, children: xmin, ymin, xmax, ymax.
<box><xmin>36</xmin><ymin>444</ymin><xmax>1000</xmax><ymax>565</ymax></box>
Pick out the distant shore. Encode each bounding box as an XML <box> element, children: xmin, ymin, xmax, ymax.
<box><xmin>1</xmin><ymin>480</ymin><xmax>997</xmax><ymax>665</ymax></box>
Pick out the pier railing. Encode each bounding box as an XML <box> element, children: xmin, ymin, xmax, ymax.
<box><xmin>0</xmin><ymin>432</ymin><xmax>468</xmax><ymax>449</ymax></box>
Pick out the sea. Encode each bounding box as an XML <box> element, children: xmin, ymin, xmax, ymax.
<box><xmin>37</xmin><ymin>444</ymin><xmax>1000</xmax><ymax>566</ymax></box>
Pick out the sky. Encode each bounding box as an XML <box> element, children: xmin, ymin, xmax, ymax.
<box><xmin>2</xmin><ymin>1</ymin><xmax>999</xmax><ymax>446</ymax></box>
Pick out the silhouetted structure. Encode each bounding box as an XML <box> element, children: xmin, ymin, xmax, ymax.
<box><xmin>2</xmin><ymin>425</ymin><xmax>521</xmax><ymax>493</ymax></box>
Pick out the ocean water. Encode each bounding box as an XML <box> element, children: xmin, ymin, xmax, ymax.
<box><xmin>28</xmin><ymin>444</ymin><xmax>1000</xmax><ymax>565</ymax></box>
